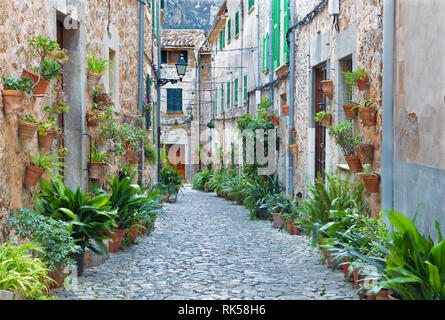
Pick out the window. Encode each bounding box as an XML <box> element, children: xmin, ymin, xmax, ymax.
<box><xmin>167</xmin><ymin>50</ymin><xmax>188</xmax><ymax>64</ymax></box>
<box><xmin>214</xmin><ymin>87</ymin><xmax>218</xmax><ymax>114</ymax></box>
<box><xmin>222</xmin><ymin>27</ymin><xmax>226</xmax><ymax>48</ymax></box>
<box><xmin>248</xmin><ymin>0</ymin><xmax>255</xmax><ymax>12</ymax></box>
<box><xmin>161</xmin><ymin>50</ymin><xmax>168</xmax><ymax>64</ymax></box>
<box><xmin>227</xmin><ymin>19</ymin><xmax>231</xmax><ymax>43</ymax></box>
<box><xmin>226</xmin><ymin>82</ymin><xmax>230</xmax><ymax>107</ymax></box>
<box><xmin>262</xmin><ymin>33</ymin><xmax>269</xmax><ymax>73</ymax></box>
<box><xmin>235</xmin><ymin>11</ymin><xmax>240</xmax><ymax>37</ymax></box>
<box><xmin>283</xmin><ymin>0</ymin><xmax>290</xmax><ymax>64</ymax></box>
<box><xmin>167</xmin><ymin>88</ymin><xmax>183</xmax><ymax>112</ymax></box>
<box><xmin>221</xmin><ymin>83</ymin><xmax>224</xmax><ymax>112</ymax></box>
<box><xmin>234</xmin><ymin>78</ymin><xmax>238</xmax><ymax>105</ymax></box>
<box><xmin>243</xmin><ymin>74</ymin><xmax>248</xmax><ymax>102</ymax></box>
<box><xmin>273</xmin><ymin>0</ymin><xmax>281</xmax><ymax>70</ymax></box>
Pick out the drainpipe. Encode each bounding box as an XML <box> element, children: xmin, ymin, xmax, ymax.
<box><xmin>268</xmin><ymin>0</ymin><xmax>274</xmax><ymax>105</ymax></box>
<box><xmin>382</xmin><ymin>0</ymin><xmax>394</xmax><ymax>213</ymax></box>
<box><xmin>137</xmin><ymin>0</ymin><xmax>145</xmax><ymax>185</ymax></box>
<box><xmin>156</xmin><ymin>0</ymin><xmax>162</xmax><ymax>182</ymax></box>
<box><xmin>287</xmin><ymin>0</ymin><xmax>295</xmax><ymax>197</ymax></box>
<box><xmin>255</xmin><ymin>1</ymin><xmax>260</xmax><ymax>116</ymax></box>
<box><xmin>198</xmin><ymin>57</ymin><xmax>202</xmax><ymax>172</ymax></box>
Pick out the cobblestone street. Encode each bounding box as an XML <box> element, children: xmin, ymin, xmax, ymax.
<box><xmin>54</xmin><ymin>185</ymin><xmax>356</xmax><ymax>300</ymax></box>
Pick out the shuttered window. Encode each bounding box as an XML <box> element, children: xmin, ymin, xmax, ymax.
<box><xmin>221</xmin><ymin>83</ymin><xmax>224</xmax><ymax>112</ymax></box>
<box><xmin>226</xmin><ymin>82</ymin><xmax>230</xmax><ymax>107</ymax></box>
<box><xmin>146</xmin><ymin>75</ymin><xmax>151</xmax><ymax>129</ymax></box>
<box><xmin>243</xmin><ymin>74</ymin><xmax>248</xmax><ymax>102</ymax></box>
<box><xmin>167</xmin><ymin>88</ymin><xmax>183</xmax><ymax>112</ymax></box>
<box><xmin>273</xmin><ymin>0</ymin><xmax>281</xmax><ymax>70</ymax></box>
<box><xmin>227</xmin><ymin>19</ymin><xmax>231</xmax><ymax>43</ymax></box>
<box><xmin>283</xmin><ymin>0</ymin><xmax>290</xmax><ymax>64</ymax></box>
<box><xmin>248</xmin><ymin>0</ymin><xmax>255</xmax><ymax>11</ymax></box>
<box><xmin>214</xmin><ymin>87</ymin><xmax>218</xmax><ymax>114</ymax></box>
<box><xmin>234</xmin><ymin>78</ymin><xmax>238</xmax><ymax>105</ymax></box>
<box><xmin>262</xmin><ymin>33</ymin><xmax>269</xmax><ymax>73</ymax></box>
<box><xmin>235</xmin><ymin>11</ymin><xmax>239</xmax><ymax>36</ymax></box>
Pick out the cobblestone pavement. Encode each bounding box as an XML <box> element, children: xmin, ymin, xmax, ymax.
<box><xmin>54</xmin><ymin>185</ymin><xmax>357</xmax><ymax>300</ymax></box>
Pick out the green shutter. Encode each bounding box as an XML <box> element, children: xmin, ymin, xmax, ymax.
<box><xmin>273</xmin><ymin>0</ymin><xmax>281</xmax><ymax>70</ymax></box>
<box><xmin>227</xmin><ymin>19</ymin><xmax>231</xmax><ymax>42</ymax></box>
<box><xmin>243</xmin><ymin>74</ymin><xmax>248</xmax><ymax>102</ymax></box>
<box><xmin>283</xmin><ymin>0</ymin><xmax>290</xmax><ymax>64</ymax></box>
<box><xmin>221</xmin><ymin>83</ymin><xmax>224</xmax><ymax>112</ymax></box>
<box><xmin>146</xmin><ymin>76</ymin><xmax>151</xmax><ymax>130</ymax></box>
<box><xmin>167</xmin><ymin>88</ymin><xmax>183</xmax><ymax>112</ymax></box>
<box><xmin>249</xmin><ymin>0</ymin><xmax>255</xmax><ymax>11</ymax></box>
<box><xmin>234</xmin><ymin>78</ymin><xmax>238</xmax><ymax>104</ymax></box>
<box><xmin>235</xmin><ymin>12</ymin><xmax>239</xmax><ymax>36</ymax></box>
<box><xmin>223</xmin><ymin>27</ymin><xmax>225</xmax><ymax>47</ymax></box>
<box><xmin>263</xmin><ymin>33</ymin><xmax>269</xmax><ymax>73</ymax></box>
<box><xmin>226</xmin><ymin>82</ymin><xmax>230</xmax><ymax>106</ymax></box>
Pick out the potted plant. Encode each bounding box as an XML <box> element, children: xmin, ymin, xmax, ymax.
<box><xmin>2</xmin><ymin>76</ymin><xmax>34</xmax><ymax>114</ymax></box>
<box><xmin>356</xmin><ymin>99</ymin><xmax>378</xmax><ymax>126</ymax></box>
<box><xmin>315</xmin><ymin>110</ymin><xmax>332</xmax><ymax>127</ymax></box>
<box><xmin>9</xmin><ymin>209</ymin><xmax>82</xmax><ymax>289</ymax></box>
<box><xmin>91</xmin><ymin>85</ymin><xmax>114</xmax><ymax>108</ymax></box>
<box><xmin>328</xmin><ymin>122</ymin><xmax>363</xmax><ymax>172</ymax></box>
<box><xmin>23</xmin><ymin>36</ymin><xmax>67</xmax><ymax>95</ymax></box>
<box><xmin>25</xmin><ymin>151</ymin><xmax>64</xmax><ymax>187</ymax></box>
<box><xmin>342</xmin><ymin>103</ymin><xmax>358</xmax><ymax>120</ymax></box>
<box><xmin>38</xmin><ymin>101</ymin><xmax>69</xmax><ymax>151</ymax></box>
<box><xmin>89</xmin><ymin>146</ymin><xmax>111</xmax><ymax>180</ymax></box>
<box><xmin>342</xmin><ymin>68</ymin><xmax>370</xmax><ymax>92</ymax></box>
<box><xmin>356</xmin><ymin>141</ymin><xmax>374</xmax><ymax>165</ymax></box>
<box><xmin>257</xmin><ymin>98</ymin><xmax>279</xmax><ymax>125</ymax></box>
<box><xmin>206</xmin><ymin>121</ymin><xmax>215</xmax><ymax>129</ymax></box>
<box><xmin>357</xmin><ymin>164</ymin><xmax>380</xmax><ymax>193</ymax></box>
<box><xmin>281</xmin><ymin>105</ymin><xmax>289</xmax><ymax>116</ymax></box>
<box><xmin>174</xmin><ymin>119</ymin><xmax>180</xmax><ymax>128</ymax></box>
<box><xmin>87</xmin><ymin>52</ymin><xmax>113</xmax><ymax>88</ymax></box>
<box><xmin>320</xmin><ymin>80</ymin><xmax>334</xmax><ymax>100</ymax></box>
<box><xmin>142</xmin><ymin>97</ymin><xmax>152</xmax><ymax>117</ymax></box>
<box><xmin>19</xmin><ymin>114</ymin><xmax>39</xmax><ymax>141</ymax></box>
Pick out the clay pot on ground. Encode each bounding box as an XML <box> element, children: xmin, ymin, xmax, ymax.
<box><xmin>204</xmin><ymin>186</ymin><xmax>209</xmax><ymax>192</ymax></box>
<box><xmin>24</xmin><ymin>164</ymin><xmax>44</xmax><ymax>187</ymax></box>
<box><xmin>89</xmin><ymin>162</ymin><xmax>106</xmax><ymax>180</ymax></box>
<box><xmin>342</xmin><ymin>103</ymin><xmax>357</xmax><ymax>120</ymax></box>
<box><xmin>21</xmin><ymin>68</ymin><xmax>50</xmax><ymax>96</ymax></box>
<box><xmin>38</xmin><ymin>130</ymin><xmax>56</xmax><ymax>152</ymax></box>
<box><xmin>320</xmin><ymin>80</ymin><xmax>334</xmax><ymax>100</ymax></box>
<box><xmin>357</xmin><ymin>75</ymin><xmax>369</xmax><ymax>91</ymax></box>
<box><xmin>2</xmin><ymin>90</ymin><xmax>24</xmax><ymax>114</ymax></box>
<box><xmin>47</xmin><ymin>263</ymin><xmax>67</xmax><ymax>288</ymax></box>
<box><xmin>362</xmin><ymin>174</ymin><xmax>380</xmax><ymax>193</ymax></box>
<box><xmin>106</xmin><ymin>229</ymin><xmax>126</xmax><ymax>253</ymax></box>
<box><xmin>126</xmin><ymin>150</ymin><xmax>139</xmax><ymax>164</ymax></box>
<box><xmin>345</xmin><ymin>155</ymin><xmax>363</xmax><ymax>172</ymax></box>
<box><xmin>161</xmin><ymin>194</ymin><xmax>170</xmax><ymax>203</ymax></box>
<box><xmin>356</xmin><ymin>144</ymin><xmax>374</xmax><ymax>165</ymax></box>
<box><xmin>128</xmin><ymin>224</ymin><xmax>139</xmax><ymax>243</ymax></box>
<box><xmin>358</xmin><ymin>106</ymin><xmax>377</xmax><ymax>126</ymax></box>
<box><xmin>271</xmin><ymin>213</ymin><xmax>284</xmax><ymax>228</ymax></box>
<box><xmin>367</xmin><ymin>289</ymin><xmax>392</xmax><ymax>301</ymax></box>
<box><xmin>270</xmin><ymin>116</ymin><xmax>279</xmax><ymax>126</ymax></box>
<box><xmin>18</xmin><ymin>120</ymin><xmax>39</xmax><ymax>141</ymax></box>
<box><xmin>320</xmin><ymin>113</ymin><xmax>332</xmax><ymax>127</ymax></box>
<box><xmin>87</xmin><ymin>70</ymin><xmax>102</xmax><ymax>88</ymax></box>
<box><xmin>292</xmin><ymin>224</ymin><xmax>299</xmax><ymax>235</ymax></box>
<box><xmin>342</xmin><ymin>260</ymin><xmax>353</xmax><ymax>282</ymax></box>
<box><xmin>281</xmin><ymin>105</ymin><xmax>289</xmax><ymax>116</ymax></box>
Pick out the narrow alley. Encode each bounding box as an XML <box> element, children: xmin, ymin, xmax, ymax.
<box><xmin>54</xmin><ymin>186</ymin><xmax>355</xmax><ymax>300</ymax></box>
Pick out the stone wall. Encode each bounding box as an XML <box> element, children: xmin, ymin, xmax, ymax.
<box><xmin>0</xmin><ymin>0</ymin><xmax>154</xmax><ymax>243</ymax></box>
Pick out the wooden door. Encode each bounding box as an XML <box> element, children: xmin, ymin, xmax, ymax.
<box><xmin>314</xmin><ymin>67</ymin><xmax>327</xmax><ymax>181</ymax></box>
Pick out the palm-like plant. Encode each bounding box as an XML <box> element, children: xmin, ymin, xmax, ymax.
<box><xmin>30</xmin><ymin>151</ymin><xmax>64</xmax><ymax>175</ymax></box>
<box><xmin>33</xmin><ymin>178</ymin><xmax>117</xmax><ymax>256</ymax></box>
<box><xmin>87</xmin><ymin>52</ymin><xmax>113</xmax><ymax>74</ymax></box>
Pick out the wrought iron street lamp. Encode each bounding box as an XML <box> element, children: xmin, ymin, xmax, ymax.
<box><xmin>158</xmin><ymin>53</ymin><xmax>188</xmax><ymax>86</ymax></box>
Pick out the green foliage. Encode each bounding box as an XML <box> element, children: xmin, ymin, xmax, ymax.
<box><xmin>378</xmin><ymin>210</ymin><xmax>445</xmax><ymax>300</ymax></box>
<box><xmin>159</xmin><ymin>164</ymin><xmax>184</xmax><ymax>199</ymax></box>
<box><xmin>266</xmin><ymin>193</ymin><xmax>299</xmax><ymax>223</ymax></box>
<box><xmin>341</xmin><ymin>68</ymin><xmax>369</xmax><ymax>89</ymax></box>
<box><xmin>37</xmin><ymin>58</ymin><xmax>62</xmax><ymax>81</ymax></box>
<box><xmin>2</xmin><ymin>76</ymin><xmax>35</xmax><ymax>94</ymax></box>
<box><xmin>192</xmin><ymin>170</ymin><xmax>212</xmax><ymax>191</ymax></box>
<box><xmin>9</xmin><ymin>208</ymin><xmax>81</xmax><ymax>270</ymax></box>
<box><xmin>144</xmin><ymin>143</ymin><xmax>158</xmax><ymax>165</ymax></box>
<box><xmin>90</xmin><ymin>146</ymin><xmax>111</xmax><ymax>164</ymax></box>
<box><xmin>257</xmin><ymin>98</ymin><xmax>278</xmax><ymax>120</ymax></box>
<box><xmin>118</xmin><ymin>162</ymin><xmax>137</xmax><ymax>180</ymax></box>
<box><xmin>87</xmin><ymin>52</ymin><xmax>113</xmax><ymax>74</ymax></box>
<box><xmin>242</xmin><ymin>175</ymin><xmax>283</xmax><ymax>219</ymax></box>
<box><xmin>33</xmin><ymin>178</ymin><xmax>117</xmax><ymax>256</ymax></box>
<box><xmin>29</xmin><ymin>151</ymin><xmax>64</xmax><ymax>175</ymax></box>
<box><xmin>23</xmin><ymin>113</ymin><xmax>38</xmax><ymax>123</ymax></box>
<box><xmin>206</xmin><ymin>121</ymin><xmax>215</xmax><ymax>129</ymax></box>
<box><xmin>28</xmin><ymin>36</ymin><xmax>67</xmax><ymax>77</ymax></box>
<box><xmin>0</xmin><ymin>241</ymin><xmax>53</xmax><ymax>300</ymax></box>
<box><xmin>328</xmin><ymin>122</ymin><xmax>362</xmax><ymax>157</ymax></box>
<box><xmin>314</xmin><ymin>110</ymin><xmax>331</xmax><ymax>123</ymax></box>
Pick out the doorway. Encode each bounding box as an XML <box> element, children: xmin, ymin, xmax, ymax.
<box><xmin>165</xmin><ymin>144</ymin><xmax>186</xmax><ymax>180</ymax></box>
<box><xmin>314</xmin><ymin>66</ymin><xmax>327</xmax><ymax>181</ymax></box>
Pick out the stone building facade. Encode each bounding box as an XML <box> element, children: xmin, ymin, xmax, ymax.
<box><xmin>0</xmin><ymin>0</ymin><xmax>158</xmax><ymax>243</ymax></box>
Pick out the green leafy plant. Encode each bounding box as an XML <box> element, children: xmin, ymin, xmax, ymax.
<box><xmin>257</xmin><ymin>98</ymin><xmax>279</xmax><ymax>120</ymax></box>
<box><xmin>206</xmin><ymin>121</ymin><xmax>215</xmax><ymax>129</ymax></box>
<box><xmin>159</xmin><ymin>164</ymin><xmax>184</xmax><ymax>200</ymax></box>
<box><xmin>29</xmin><ymin>151</ymin><xmax>64</xmax><ymax>175</ymax></box>
<box><xmin>87</xmin><ymin>52</ymin><xmax>113</xmax><ymax>74</ymax></box>
<box><xmin>357</xmin><ymin>163</ymin><xmax>379</xmax><ymax>177</ymax></box>
<box><xmin>192</xmin><ymin>170</ymin><xmax>213</xmax><ymax>191</ymax></box>
<box><xmin>2</xmin><ymin>76</ymin><xmax>35</xmax><ymax>94</ymax></box>
<box><xmin>328</xmin><ymin>121</ymin><xmax>362</xmax><ymax>157</ymax></box>
<box><xmin>34</xmin><ymin>58</ymin><xmax>62</xmax><ymax>81</ymax></box>
<box><xmin>90</xmin><ymin>146</ymin><xmax>111</xmax><ymax>165</ymax></box>
<box><xmin>314</xmin><ymin>110</ymin><xmax>332</xmax><ymax>123</ymax></box>
<box><xmin>342</xmin><ymin>68</ymin><xmax>370</xmax><ymax>90</ymax></box>
<box><xmin>23</xmin><ymin>113</ymin><xmax>38</xmax><ymax>123</ymax></box>
<box><xmin>33</xmin><ymin>178</ymin><xmax>117</xmax><ymax>256</ymax></box>
<box><xmin>144</xmin><ymin>143</ymin><xmax>158</xmax><ymax>165</ymax></box>
<box><xmin>91</xmin><ymin>86</ymin><xmax>114</xmax><ymax>107</ymax></box>
<box><xmin>118</xmin><ymin>161</ymin><xmax>137</xmax><ymax>181</ymax></box>
<box><xmin>0</xmin><ymin>241</ymin><xmax>54</xmax><ymax>300</ymax></box>
<box><xmin>9</xmin><ymin>208</ymin><xmax>82</xmax><ymax>271</ymax></box>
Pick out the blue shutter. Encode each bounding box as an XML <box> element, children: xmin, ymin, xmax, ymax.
<box><xmin>167</xmin><ymin>88</ymin><xmax>183</xmax><ymax>112</ymax></box>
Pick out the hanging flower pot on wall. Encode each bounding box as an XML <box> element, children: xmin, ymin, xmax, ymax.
<box><xmin>2</xmin><ymin>90</ymin><xmax>24</xmax><ymax>114</ymax></box>
<box><xmin>358</xmin><ymin>104</ymin><xmax>377</xmax><ymax>126</ymax></box>
<box><xmin>357</xmin><ymin>74</ymin><xmax>370</xmax><ymax>91</ymax></box>
<box><xmin>356</xmin><ymin>144</ymin><xmax>374</xmax><ymax>165</ymax></box>
<box><xmin>270</xmin><ymin>116</ymin><xmax>279</xmax><ymax>126</ymax></box>
<box><xmin>126</xmin><ymin>150</ymin><xmax>139</xmax><ymax>164</ymax></box>
<box><xmin>343</xmin><ymin>103</ymin><xmax>357</xmax><ymax>120</ymax></box>
<box><xmin>320</xmin><ymin>113</ymin><xmax>332</xmax><ymax>127</ymax></box>
<box><xmin>19</xmin><ymin>120</ymin><xmax>39</xmax><ymax>141</ymax></box>
<box><xmin>362</xmin><ymin>174</ymin><xmax>380</xmax><ymax>193</ymax></box>
<box><xmin>89</xmin><ymin>162</ymin><xmax>106</xmax><ymax>180</ymax></box>
<box><xmin>87</xmin><ymin>70</ymin><xmax>102</xmax><ymax>88</ymax></box>
<box><xmin>38</xmin><ymin>129</ymin><xmax>56</xmax><ymax>152</ymax></box>
<box><xmin>320</xmin><ymin>80</ymin><xmax>334</xmax><ymax>100</ymax></box>
<box><xmin>281</xmin><ymin>105</ymin><xmax>289</xmax><ymax>116</ymax></box>
<box><xmin>24</xmin><ymin>164</ymin><xmax>44</xmax><ymax>187</ymax></box>
<box><xmin>86</xmin><ymin>111</ymin><xmax>99</xmax><ymax>127</ymax></box>
<box><xmin>21</xmin><ymin>68</ymin><xmax>50</xmax><ymax>96</ymax></box>
<box><xmin>345</xmin><ymin>155</ymin><xmax>363</xmax><ymax>173</ymax></box>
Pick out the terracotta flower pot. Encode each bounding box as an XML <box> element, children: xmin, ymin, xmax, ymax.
<box><xmin>342</xmin><ymin>261</ymin><xmax>353</xmax><ymax>281</ymax></box>
<box><xmin>21</xmin><ymin>68</ymin><xmax>50</xmax><ymax>96</ymax></box>
<box><xmin>19</xmin><ymin>120</ymin><xmax>38</xmax><ymax>141</ymax></box>
<box><xmin>345</xmin><ymin>155</ymin><xmax>363</xmax><ymax>172</ymax></box>
<box><xmin>128</xmin><ymin>224</ymin><xmax>139</xmax><ymax>243</ymax></box>
<box><xmin>343</xmin><ymin>103</ymin><xmax>357</xmax><ymax>120</ymax></box>
<box><xmin>86</xmin><ymin>111</ymin><xmax>99</xmax><ymax>127</ymax></box>
<box><xmin>320</xmin><ymin>113</ymin><xmax>332</xmax><ymax>127</ymax></box>
<box><xmin>362</xmin><ymin>174</ymin><xmax>380</xmax><ymax>193</ymax></box>
<box><xmin>89</xmin><ymin>162</ymin><xmax>106</xmax><ymax>180</ymax></box>
<box><xmin>38</xmin><ymin>130</ymin><xmax>56</xmax><ymax>152</ymax></box>
<box><xmin>270</xmin><ymin>116</ymin><xmax>279</xmax><ymax>126</ymax></box>
<box><xmin>353</xmin><ymin>269</ymin><xmax>362</xmax><ymax>290</ymax></box>
<box><xmin>281</xmin><ymin>105</ymin><xmax>289</xmax><ymax>116</ymax></box>
<box><xmin>271</xmin><ymin>213</ymin><xmax>284</xmax><ymax>228</ymax></box>
<box><xmin>87</xmin><ymin>70</ymin><xmax>102</xmax><ymax>88</ymax></box>
<box><xmin>356</xmin><ymin>144</ymin><xmax>374</xmax><ymax>165</ymax></box>
<box><xmin>106</xmin><ymin>229</ymin><xmax>126</xmax><ymax>253</ymax></box>
<box><xmin>292</xmin><ymin>224</ymin><xmax>299</xmax><ymax>235</ymax></box>
<box><xmin>123</xmin><ymin>114</ymin><xmax>134</xmax><ymax>124</ymax></box>
<box><xmin>161</xmin><ymin>194</ymin><xmax>170</xmax><ymax>203</ymax></box>
<box><xmin>47</xmin><ymin>263</ymin><xmax>67</xmax><ymax>288</ymax></box>
<box><xmin>2</xmin><ymin>90</ymin><xmax>24</xmax><ymax>114</ymax></box>
<box><xmin>126</xmin><ymin>150</ymin><xmax>139</xmax><ymax>164</ymax></box>
<box><xmin>358</xmin><ymin>106</ymin><xmax>376</xmax><ymax>126</ymax></box>
<box><xmin>357</xmin><ymin>75</ymin><xmax>369</xmax><ymax>91</ymax></box>
<box><xmin>288</xmin><ymin>144</ymin><xmax>298</xmax><ymax>155</ymax></box>
<box><xmin>320</xmin><ymin>80</ymin><xmax>334</xmax><ymax>100</ymax></box>
<box><xmin>24</xmin><ymin>164</ymin><xmax>44</xmax><ymax>187</ymax></box>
